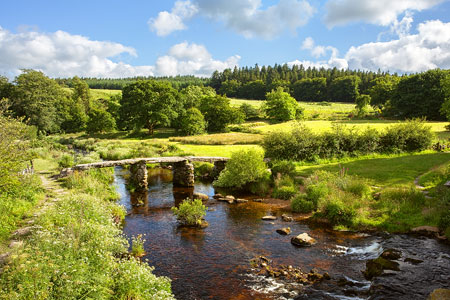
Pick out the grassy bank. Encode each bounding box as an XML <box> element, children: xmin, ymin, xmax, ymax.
<box><xmin>0</xmin><ymin>168</ymin><xmax>175</xmax><ymax>299</ymax></box>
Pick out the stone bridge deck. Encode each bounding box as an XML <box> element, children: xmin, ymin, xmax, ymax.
<box><xmin>72</xmin><ymin>156</ymin><xmax>229</xmax><ymax>171</ymax></box>
<box><xmin>64</xmin><ymin>156</ymin><xmax>229</xmax><ymax>190</ymax></box>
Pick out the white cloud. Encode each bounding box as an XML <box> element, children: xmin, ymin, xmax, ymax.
<box><xmin>149</xmin><ymin>0</ymin><xmax>316</xmax><ymax>39</ymax></box>
<box><xmin>345</xmin><ymin>20</ymin><xmax>450</xmax><ymax>72</ymax></box>
<box><xmin>289</xmin><ymin>20</ymin><xmax>450</xmax><ymax>73</ymax></box>
<box><xmin>148</xmin><ymin>1</ymin><xmax>198</xmax><ymax>36</ymax></box>
<box><xmin>155</xmin><ymin>42</ymin><xmax>240</xmax><ymax>77</ymax></box>
<box><xmin>324</xmin><ymin>0</ymin><xmax>446</xmax><ymax>27</ymax></box>
<box><xmin>0</xmin><ymin>27</ymin><xmax>239</xmax><ymax>78</ymax></box>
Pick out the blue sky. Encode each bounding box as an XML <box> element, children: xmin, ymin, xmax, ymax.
<box><xmin>1</xmin><ymin>0</ymin><xmax>450</xmax><ymax>78</ymax></box>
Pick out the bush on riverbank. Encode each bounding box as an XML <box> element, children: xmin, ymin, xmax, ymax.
<box><xmin>0</xmin><ymin>167</ymin><xmax>175</xmax><ymax>299</ymax></box>
<box><xmin>214</xmin><ymin>149</ymin><xmax>269</xmax><ymax>192</ymax></box>
<box><xmin>263</xmin><ymin>119</ymin><xmax>435</xmax><ymax>161</ymax></box>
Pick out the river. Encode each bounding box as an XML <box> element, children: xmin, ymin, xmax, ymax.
<box><xmin>113</xmin><ymin>167</ymin><xmax>450</xmax><ymax>300</ymax></box>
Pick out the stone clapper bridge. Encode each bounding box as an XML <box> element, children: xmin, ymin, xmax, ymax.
<box><xmin>60</xmin><ymin>156</ymin><xmax>229</xmax><ymax>191</ymax></box>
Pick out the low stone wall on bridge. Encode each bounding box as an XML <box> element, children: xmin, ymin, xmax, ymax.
<box><xmin>61</xmin><ymin>156</ymin><xmax>229</xmax><ymax>191</ymax></box>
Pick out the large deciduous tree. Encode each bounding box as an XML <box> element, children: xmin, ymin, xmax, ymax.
<box><xmin>120</xmin><ymin>80</ymin><xmax>180</xmax><ymax>135</ymax></box>
<box><xmin>11</xmin><ymin>70</ymin><xmax>67</xmax><ymax>134</ymax></box>
<box><xmin>200</xmin><ymin>95</ymin><xmax>243</xmax><ymax>132</ymax></box>
<box><xmin>264</xmin><ymin>87</ymin><xmax>303</xmax><ymax>122</ymax></box>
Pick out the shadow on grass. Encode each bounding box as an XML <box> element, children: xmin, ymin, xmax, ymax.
<box><xmin>298</xmin><ymin>152</ymin><xmax>450</xmax><ymax>187</ymax></box>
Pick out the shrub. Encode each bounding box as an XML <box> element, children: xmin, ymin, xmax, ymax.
<box><xmin>172</xmin><ymin>198</ymin><xmax>207</xmax><ymax>227</ymax></box>
<box><xmin>380</xmin><ymin>119</ymin><xmax>434</xmax><ymax>152</ymax></box>
<box><xmin>273</xmin><ymin>185</ymin><xmax>297</xmax><ymax>200</ymax></box>
<box><xmin>322</xmin><ymin>198</ymin><xmax>356</xmax><ymax>226</ymax></box>
<box><xmin>270</xmin><ymin>160</ymin><xmax>296</xmax><ymax>178</ymax></box>
<box><xmin>214</xmin><ymin>149</ymin><xmax>268</xmax><ymax>190</ymax></box>
<box><xmin>262</xmin><ymin>124</ymin><xmax>321</xmax><ymax>161</ymax></box>
<box><xmin>291</xmin><ymin>194</ymin><xmax>316</xmax><ymax>213</ymax></box>
<box><xmin>305</xmin><ymin>182</ymin><xmax>329</xmax><ymax>207</ymax></box>
<box><xmin>58</xmin><ymin>153</ymin><xmax>74</xmax><ymax>168</ymax></box>
<box><xmin>344</xmin><ymin>179</ymin><xmax>372</xmax><ymax>199</ymax></box>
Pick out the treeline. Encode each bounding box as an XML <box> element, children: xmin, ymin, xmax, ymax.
<box><xmin>210</xmin><ymin>64</ymin><xmax>387</xmax><ymax>101</ymax></box>
<box><xmin>56</xmin><ymin>75</ymin><xmax>209</xmax><ymax>90</ymax></box>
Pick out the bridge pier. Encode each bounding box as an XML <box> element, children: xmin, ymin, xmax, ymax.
<box><xmin>130</xmin><ymin>161</ymin><xmax>148</xmax><ymax>191</ymax></box>
<box><xmin>173</xmin><ymin>160</ymin><xmax>194</xmax><ymax>187</ymax></box>
<box><xmin>212</xmin><ymin>161</ymin><xmax>227</xmax><ymax>179</ymax></box>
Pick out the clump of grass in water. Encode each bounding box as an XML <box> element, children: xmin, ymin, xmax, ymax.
<box><xmin>131</xmin><ymin>234</ymin><xmax>146</xmax><ymax>257</ymax></box>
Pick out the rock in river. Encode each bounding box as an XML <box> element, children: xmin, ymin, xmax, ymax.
<box><xmin>276</xmin><ymin>227</ymin><xmax>291</xmax><ymax>235</ymax></box>
<box><xmin>380</xmin><ymin>248</ymin><xmax>402</xmax><ymax>260</ymax></box>
<box><xmin>291</xmin><ymin>233</ymin><xmax>317</xmax><ymax>247</ymax></box>
<box><xmin>262</xmin><ymin>215</ymin><xmax>277</xmax><ymax>221</ymax></box>
<box><xmin>213</xmin><ymin>193</ymin><xmax>223</xmax><ymax>199</ymax></box>
<box><xmin>193</xmin><ymin>192</ymin><xmax>209</xmax><ymax>201</ymax></box>
<box><xmin>281</xmin><ymin>214</ymin><xmax>293</xmax><ymax>222</ymax></box>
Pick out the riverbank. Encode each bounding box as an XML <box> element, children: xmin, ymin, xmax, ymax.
<box><xmin>0</xmin><ymin>168</ymin><xmax>174</xmax><ymax>299</ymax></box>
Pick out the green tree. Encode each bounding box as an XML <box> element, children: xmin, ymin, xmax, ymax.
<box><xmin>239</xmin><ymin>103</ymin><xmax>260</xmax><ymax>120</ymax></box>
<box><xmin>368</xmin><ymin>75</ymin><xmax>400</xmax><ymax>109</ymax></box>
<box><xmin>86</xmin><ymin>108</ymin><xmax>116</xmax><ymax>134</ymax></box>
<box><xmin>239</xmin><ymin>80</ymin><xmax>266</xmax><ymax>100</ymax></box>
<box><xmin>264</xmin><ymin>87</ymin><xmax>303</xmax><ymax>121</ymax></box>
<box><xmin>10</xmin><ymin>70</ymin><xmax>68</xmax><ymax>133</ymax></box>
<box><xmin>390</xmin><ymin>70</ymin><xmax>450</xmax><ymax>120</ymax></box>
<box><xmin>214</xmin><ymin>149</ymin><xmax>268</xmax><ymax>189</ymax></box>
<box><xmin>178</xmin><ymin>107</ymin><xmax>206</xmax><ymax>136</ymax></box>
<box><xmin>440</xmin><ymin>74</ymin><xmax>450</xmax><ymax>121</ymax></box>
<box><xmin>71</xmin><ymin>76</ymin><xmax>91</xmax><ymax>112</ymax></box>
<box><xmin>180</xmin><ymin>85</ymin><xmax>216</xmax><ymax>109</ymax></box>
<box><xmin>355</xmin><ymin>94</ymin><xmax>371</xmax><ymax>117</ymax></box>
<box><xmin>218</xmin><ymin>80</ymin><xmax>240</xmax><ymax>97</ymax></box>
<box><xmin>120</xmin><ymin>80</ymin><xmax>180</xmax><ymax>135</ymax></box>
<box><xmin>0</xmin><ymin>76</ymin><xmax>13</xmax><ymax>100</ymax></box>
<box><xmin>329</xmin><ymin>75</ymin><xmax>361</xmax><ymax>103</ymax></box>
<box><xmin>200</xmin><ymin>95</ymin><xmax>241</xmax><ymax>132</ymax></box>
<box><xmin>291</xmin><ymin>77</ymin><xmax>327</xmax><ymax>102</ymax></box>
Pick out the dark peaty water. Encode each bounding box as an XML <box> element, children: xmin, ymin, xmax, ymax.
<box><xmin>114</xmin><ymin>167</ymin><xmax>450</xmax><ymax>300</ymax></box>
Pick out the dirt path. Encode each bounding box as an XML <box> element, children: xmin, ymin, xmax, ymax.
<box><xmin>0</xmin><ymin>173</ymin><xmax>67</xmax><ymax>270</ymax></box>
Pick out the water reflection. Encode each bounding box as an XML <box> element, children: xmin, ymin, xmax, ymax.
<box><xmin>114</xmin><ymin>167</ymin><xmax>450</xmax><ymax>300</ymax></box>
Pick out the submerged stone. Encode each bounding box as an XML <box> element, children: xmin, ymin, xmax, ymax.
<box><xmin>276</xmin><ymin>227</ymin><xmax>291</xmax><ymax>235</ymax></box>
<box><xmin>281</xmin><ymin>214</ymin><xmax>293</xmax><ymax>222</ymax></box>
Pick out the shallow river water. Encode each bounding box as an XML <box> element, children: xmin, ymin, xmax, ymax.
<box><xmin>114</xmin><ymin>167</ymin><xmax>450</xmax><ymax>300</ymax></box>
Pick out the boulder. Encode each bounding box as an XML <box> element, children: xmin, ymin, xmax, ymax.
<box><xmin>12</xmin><ymin>226</ymin><xmax>33</xmax><ymax>237</ymax></box>
<box><xmin>363</xmin><ymin>257</ymin><xmax>400</xmax><ymax>280</ymax></box>
<box><xmin>193</xmin><ymin>192</ymin><xmax>209</xmax><ymax>201</ymax></box>
<box><xmin>276</xmin><ymin>227</ymin><xmax>291</xmax><ymax>235</ymax></box>
<box><xmin>427</xmin><ymin>289</ymin><xmax>450</xmax><ymax>300</ymax></box>
<box><xmin>213</xmin><ymin>193</ymin><xmax>223</xmax><ymax>199</ymax></box>
<box><xmin>235</xmin><ymin>198</ymin><xmax>248</xmax><ymax>203</ymax></box>
<box><xmin>380</xmin><ymin>248</ymin><xmax>402</xmax><ymax>260</ymax></box>
<box><xmin>262</xmin><ymin>215</ymin><xmax>277</xmax><ymax>221</ymax></box>
<box><xmin>281</xmin><ymin>214</ymin><xmax>293</xmax><ymax>222</ymax></box>
<box><xmin>225</xmin><ymin>195</ymin><xmax>235</xmax><ymax>201</ymax></box>
<box><xmin>291</xmin><ymin>233</ymin><xmax>317</xmax><ymax>247</ymax></box>
<box><xmin>411</xmin><ymin>226</ymin><xmax>440</xmax><ymax>235</ymax></box>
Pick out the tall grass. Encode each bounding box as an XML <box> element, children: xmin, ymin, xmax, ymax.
<box><xmin>0</xmin><ymin>166</ymin><xmax>174</xmax><ymax>299</ymax></box>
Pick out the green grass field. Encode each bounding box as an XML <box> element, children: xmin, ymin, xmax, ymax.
<box><xmin>296</xmin><ymin>152</ymin><xmax>450</xmax><ymax>187</ymax></box>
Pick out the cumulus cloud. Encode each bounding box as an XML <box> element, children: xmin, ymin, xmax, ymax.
<box><xmin>289</xmin><ymin>20</ymin><xmax>450</xmax><ymax>73</ymax></box>
<box><xmin>324</xmin><ymin>0</ymin><xmax>446</xmax><ymax>27</ymax></box>
<box><xmin>148</xmin><ymin>0</ymin><xmax>198</xmax><ymax>36</ymax></box>
<box><xmin>155</xmin><ymin>42</ymin><xmax>240</xmax><ymax>77</ymax></box>
<box><xmin>0</xmin><ymin>27</ymin><xmax>239</xmax><ymax>78</ymax></box>
<box><xmin>149</xmin><ymin>0</ymin><xmax>315</xmax><ymax>39</ymax></box>
<box><xmin>345</xmin><ymin>20</ymin><xmax>450</xmax><ymax>72</ymax></box>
